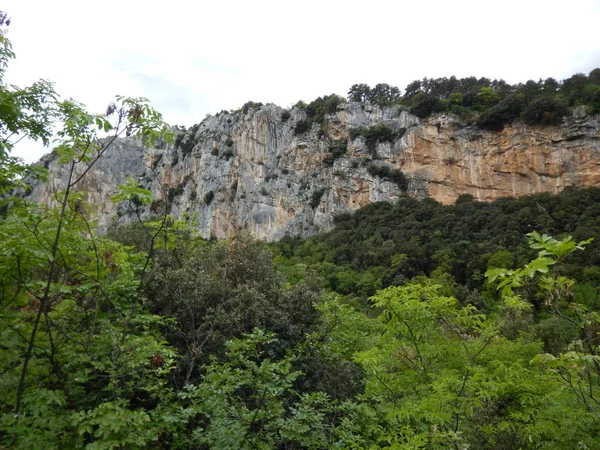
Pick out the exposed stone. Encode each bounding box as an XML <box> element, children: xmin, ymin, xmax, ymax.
<box><xmin>26</xmin><ymin>104</ymin><xmax>600</xmax><ymax>241</ymax></box>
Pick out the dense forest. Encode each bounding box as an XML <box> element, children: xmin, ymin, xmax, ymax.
<box><xmin>3</xmin><ymin>12</ymin><xmax>600</xmax><ymax>449</ymax></box>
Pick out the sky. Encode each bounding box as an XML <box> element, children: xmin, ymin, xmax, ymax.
<box><xmin>4</xmin><ymin>0</ymin><xmax>600</xmax><ymax>163</ymax></box>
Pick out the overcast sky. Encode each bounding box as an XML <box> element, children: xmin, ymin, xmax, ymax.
<box><xmin>4</xmin><ymin>0</ymin><xmax>600</xmax><ymax>162</ymax></box>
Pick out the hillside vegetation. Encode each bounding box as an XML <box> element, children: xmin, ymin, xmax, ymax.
<box><xmin>287</xmin><ymin>70</ymin><xmax>600</xmax><ymax>133</ymax></box>
<box><xmin>3</xmin><ymin>12</ymin><xmax>600</xmax><ymax>448</ymax></box>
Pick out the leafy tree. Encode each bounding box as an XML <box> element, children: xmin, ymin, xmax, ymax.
<box><xmin>348</xmin><ymin>83</ymin><xmax>401</xmax><ymax>106</ymax></box>
<box><xmin>404</xmin><ymin>80</ymin><xmax>423</xmax><ymax>101</ymax></box>
<box><xmin>355</xmin><ymin>280</ymin><xmax>600</xmax><ymax>448</ymax></box>
<box><xmin>0</xmin><ymin>13</ymin><xmax>55</xmax><ymax>194</ymax></box>
<box><xmin>370</xmin><ymin>83</ymin><xmax>402</xmax><ymax>106</ymax></box>
<box><xmin>409</xmin><ymin>92</ymin><xmax>444</xmax><ymax>118</ymax></box>
<box><xmin>473</xmin><ymin>86</ymin><xmax>500</xmax><ymax>111</ymax></box>
<box><xmin>347</xmin><ymin>83</ymin><xmax>371</xmax><ymax>103</ymax></box>
<box><xmin>487</xmin><ymin>232</ymin><xmax>600</xmax><ymax>425</ymax></box>
<box><xmin>0</xmin><ymin>21</ymin><xmax>176</xmax><ymax>448</ymax></box>
<box><xmin>522</xmin><ymin>96</ymin><xmax>568</xmax><ymax>125</ymax></box>
<box><xmin>477</xmin><ymin>93</ymin><xmax>526</xmax><ymax>130</ymax></box>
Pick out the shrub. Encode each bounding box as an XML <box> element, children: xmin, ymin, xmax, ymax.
<box><xmin>409</xmin><ymin>92</ymin><xmax>444</xmax><ymax>118</ymax></box>
<box><xmin>294</xmin><ymin>119</ymin><xmax>311</xmax><ymax>135</ymax></box>
<box><xmin>455</xmin><ymin>193</ymin><xmax>475</xmax><ymax>204</ymax></box>
<box><xmin>167</xmin><ymin>186</ymin><xmax>185</xmax><ymax>204</ymax></box>
<box><xmin>310</xmin><ymin>187</ymin><xmax>327</xmax><ymax>208</ymax></box>
<box><xmin>281</xmin><ymin>110</ymin><xmax>291</xmax><ymax>122</ymax></box>
<box><xmin>474</xmin><ymin>87</ymin><xmax>501</xmax><ymax>111</ymax></box>
<box><xmin>323</xmin><ymin>140</ymin><xmax>348</xmax><ymax>167</ymax></box>
<box><xmin>294</xmin><ymin>100</ymin><xmax>307</xmax><ymax>110</ymax></box>
<box><xmin>522</xmin><ymin>96</ymin><xmax>568</xmax><ymax>125</ymax></box>
<box><xmin>350</xmin><ymin>124</ymin><xmax>398</xmax><ymax>153</ymax></box>
<box><xmin>222</xmin><ymin>149</ymin><xmax>234</xmax><ymax>160</ymax></box>
<box><xmin>305</xmin><ymin>94</ymin><xmax>344</xmax><ymax>125</ymax></box>
<box><xmin>367</xmin><ymin>163</ymin><xmax>408</xmax><ymax>191</ymax></box>
<box><xmin>204</xmin><ymin>190</ymin><xmax>214</xmax><ymax>205</ymax></box>
<box><xmin>241</xmin><ymin>101</ymin><xmax>263</xmax><ymax>114</ymax></box>
<box><xmin>477</xmin><ymin>93</ymin><xmax>526</xmax><ymax>130</ymax></box>
<box><xmin>225</xmin><ymin>137</ymin><xmax>234</xmax><ymax>147</ymax></box>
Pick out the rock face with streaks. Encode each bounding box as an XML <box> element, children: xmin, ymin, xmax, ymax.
<box><xmin>27</xmin><ymin>103</ymin><xmax>600</xmax><ymax>241</ymax></box>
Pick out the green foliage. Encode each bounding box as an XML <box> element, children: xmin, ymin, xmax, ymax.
<box><xmin>323</xmin><ymin>140</ymin><xmax>348</xmax><ymax>167</ymax></box>
<box><xmin>204</xmin><ymin>189</ymin><xmax>214</xmax><ymax>205</ymax></box>
<box><xmin>0</xmin><ymin>16</ymin><xmax>55</xmax><ymax>194</ymax></box>
<box><xmin>293</xmin><ymin>118</ymin><xmax>311</xmax><ymax>135</ymax></box>
<box><xmin>111</xmin><ymin>178</ymin><xmax>154</xmax><ymax>206</ymax></box>
<box><xmin>409</xmin><ymin>92</ymin><xmax>445</xmax><ymax>118</ymax></box>
<box><xmin>486</xmin><ymin>232</ymin><xmax>600</xmax><ymax>440</ymax></box>
<box><xmin>476</xmin><ymin>93</ymin><xmax>526</xmax><ymax>130</ymax></box>
<box><xmin>293</xmin><ymin>94</ymin><xmax>345</xmax><ymax>135</ymax></box>
<box><xmin>241</xmin><ymin>101</ymin><xmax>263</xmax><ymax>114</ymax></box>
<box><xmin>0</xmin><ymin>202</ymin><xmax>177</xmax><ymax>448</ymax></box>
<box><xmin>341</xmin><ymin>69</ymin><xmax>600</xmax><ymax>127</ymax></box>
<box><xmin>348</xmin><ymin>83</ymin><xmax>401</xmax><ymax>106</ymax></box>
<box><xmin>366</xmin><ymin>163</ymin><xmax>408</xmax><ymax>191</ymax></box>
<box><xmin>305</xmin><ymin>94</ymin><xmax>344</xmax><ymax>125</ymax></box>
<box><xmin>474</xmin><ymin>86</ymin><xmax>501</xmax><ymax>111</ymax></box>
<box><xmin>310</xmin><ymin>187</ymin><xmax>327</xmax><ymax>209</ymax></box>
<box><xmin>522</xmin><ymin>96</ymin><xmax>569</xmax><ymax>125</ymax></box>
<box><xmin>174</xmin><ymin>125</ymin><xmax>198</xmax><ymax>156</ymax></box>
<box><xmin>271</xmin><ymin>188</ymin><xmax>600</xmax><ymax>303</ymax></box>
<box><xmin>5</xmin><ymin>21</ymin><xmax>600</xmax><ymax>449</ymax></box>
<box><xmin>351</xmin><ymin>281</ymin><xmax>600</xmax><ymax>448</ymax></box>
<box><xmin>350</xmin><ymin>123</ymin><xmax>402</xmax><ymax>154</ymax></box>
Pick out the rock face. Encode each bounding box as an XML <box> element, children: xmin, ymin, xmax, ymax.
<box><xmin>28</xmin><ymin>104</ymin><xmax>600</xmax><ymax>241</ymax></box>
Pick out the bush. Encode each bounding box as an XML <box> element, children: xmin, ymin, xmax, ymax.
<box><xmin>310</xmin><ymin>187</ymin><xmax>327</xmax><ymax>208</ymax></box>
<box><xmin>294</xmin><ymin>100</ymin><xmax>307</xmax><ymax>110</ymax></box>
<box><xmin>167</xmin><ymin>185</ymin><xmax>185</xmax><ymax>204</ymax></box>
<box><xmin>305</xmin><ymin>94</ymin><xmax>344</xmax><ymax>125</ymax></box>
<box><xmin>477</xmin><ymin>93</ymin><xmax>526</xmax><ymax>130</ymax></box>
<box><xmin>350</xmin><ymin>124</ymin><xmax>399</xmax><ymax>154</ymax></box>
<box><xmin>323</xmin><ymin>140</ymin><xmax>348</xmax><ymax>167</ymax></box>
<box><xmin>225</xmin><ymin>137</ymin><xmax>234</xmax><ymax>147</ymax></box>
<box><xmin>409</xmin><ymin>92</ymin><xmax>444</xmax><ymax>118</ymax></box>
<box><xmin>241</xmin><ymin>101</ymin><xmax>263</xmax><ymax>114</ymax></box>
<box><xmin>204</xmin><ymin>190</ymin><xmax>214</xmax><ymax>205</ymax></box>
<box><xmin>367</xmin><ymin>163</ymin><xmax>408</xmax><ymax>191</ymax></box>
<box><xmin>522</xmin><ymin>96</ymin><xmax>568</xmax><ymax>125</ymax></box>
<box><xmin>582</xmin><ymin>84</ymin><xmax>600</xmax><ymax>114</ymax></box>
<box><xmin>294</xmin><ymin>119</ymin><xmax>311</xmax><ymax>135</ymax></box>
<box><xmin>474</xmin><ymin>87</ymin><xmax>501</xmax><ymax>111</ymax></box>
<box><xmin>281</xmin><ymin>110</ymin><xmax>291</xmax><ymax>122</ymax></box>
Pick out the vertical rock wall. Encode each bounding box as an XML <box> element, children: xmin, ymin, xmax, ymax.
<box><xmin>28</xmin><ymin>104</ymin><xmax>600</xmax><ymax>241</ymax></box>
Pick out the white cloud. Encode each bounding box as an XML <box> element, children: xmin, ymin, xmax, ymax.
<box><xmin>4</xmin><ymin>0</ymin><xmax>600</xmax><ymax>162</ymax></box>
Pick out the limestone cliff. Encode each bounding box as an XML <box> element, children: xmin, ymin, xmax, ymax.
<box><xmin>27</xmin><ymin>104</ymin><xmax>600</xmax><ymax>241</ymax></box>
